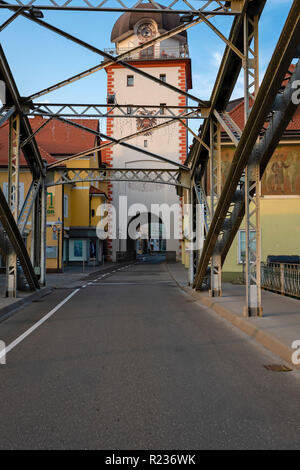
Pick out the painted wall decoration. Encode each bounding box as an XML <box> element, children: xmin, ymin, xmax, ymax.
<box><xmin>262</xmin><ymin>147</ymin><xmax>300</xmax><ymax>195</ymax></box>
<box><xmin>136</xmin><ymin>111</ymin><xmax>157</xmax><ymax>136</ymax></box>
<box><xmin>218</xmin><ymin>146</ymin><xmax>300</xmax><ymax>196</ymax></box>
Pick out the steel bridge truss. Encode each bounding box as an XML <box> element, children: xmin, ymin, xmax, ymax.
<box><xmin>0</xmin><ymin>0</ymin><xmax>298</xmax><ymax>311</ymax></box>
<box><xmin>46</xmin><ymin>167</ymin><xmax>190</xmax><ymax>189</ymax></box>
<box><xmin>27</xmin><ymin>103</ymin><xmax>205</xmax><ymax>120</ymax></box>
<box><xmin>191</xmin><ymin>0</ymin><xmax>300</xmax><ymax>318</ymax></box>
<box><xmin>0</xmin><ymin>0</ymin><xmax>244</xmax><ymax>14</ymax></box>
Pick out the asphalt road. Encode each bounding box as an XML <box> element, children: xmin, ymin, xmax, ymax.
<box><xmin>0</xmin><ymin>258</ymin><xmax>300</xmax><ymax>450</ymax></box>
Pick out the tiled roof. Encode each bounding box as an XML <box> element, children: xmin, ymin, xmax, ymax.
<box><xmin>29</xmin><ymin>116</ymin><xmax>99</xmax><ymax>155</ymax></box>
<box><xmin>90</xmin><ymin>185</ymin><xmax>106</xmax><ymax>195</ymax></box>
<box><xmin>228</xmin><ymin>66</ymin><xmax>300</xmax><ymax>133</ymax></box>
<box><xmin>0</xmin><ymin>117</ymin><xmax>100</xmax><ymax>166</ymax></box>
<box><xmin>228</xmin><ymin>97</ymin><xmax>300</xmax><ymax>133</ymax></box>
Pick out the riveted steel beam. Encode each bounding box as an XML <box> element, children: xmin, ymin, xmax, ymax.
<box><xmin>193</xmin><ymin>0</ymin><xmax>300</xmax><ymax>291</ymax></box>
<box><xmin>0</xmin><ymin>0</ymin><xmax>244</xmax><ymax>15</ymax></box>
<box><xmin>46</xmin><ymin>167</ymin><xmax>189</xmax><ymax>189</ymax></box>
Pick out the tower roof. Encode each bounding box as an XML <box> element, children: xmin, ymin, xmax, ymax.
<box><xmin>111</xmin><ymin>3</ymin><xmax>187</xmax><ymax>43</ymax></box>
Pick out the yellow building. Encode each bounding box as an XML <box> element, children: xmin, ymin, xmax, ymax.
<box><xmin>0</xmin><ymin>117</ymin><xmax>108</xmax><ymax>273</ymax></box>
<box><xmin>182</xmin><ymin>98</ymin><xmax>300</xmax><ymax>282</ymax></box>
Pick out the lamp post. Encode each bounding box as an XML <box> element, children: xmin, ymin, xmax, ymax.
<box><xmin>52</xmin><ymin>218</ymin><xmax>62</xmax><ymax>273</ymax></box>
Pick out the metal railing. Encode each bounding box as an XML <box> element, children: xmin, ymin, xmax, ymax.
<box><xmin>104</xmin><ymin>45</ymin><xmax>189</xmax><ymax>60</ymax></box>
<box><xmin>261</xmin><ymin>262</ymin><xmax>300</xmax><ymax>299</ymax></box>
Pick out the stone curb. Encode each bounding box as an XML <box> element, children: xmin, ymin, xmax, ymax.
<box><xmin>166</xmin><ymin>263</ymin><xmax>299</xmax><ymax>371</ymax></box>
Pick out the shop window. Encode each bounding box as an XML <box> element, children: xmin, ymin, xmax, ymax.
<box><xmin>69</xmin><ymin>239</ymin><xmax>87</xmax><ymax>261</ymax></box>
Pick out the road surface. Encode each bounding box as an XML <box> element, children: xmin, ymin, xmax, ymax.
<box><xmin>0</xmin><ymin>259</ymin><xmax>300</xmax><ymax>449</ymax></box>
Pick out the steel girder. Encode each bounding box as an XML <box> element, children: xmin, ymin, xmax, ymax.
<box><xmin>0</xmin><ymin>104</ymin><xmax>15</xmax><ymax>126</ymax></box>
<box><xmin>18</xmin><ymin>179</ymin><xmax>41</xmax><ymax>235</ymax></box>
<box><xmin>0</xmin><ymin>0</ymin><xmax>244</xmax><ymax>15</ymax></box>
<box><xmin>193</xmin><ymin>0</ymin><xmax>300</xmax><ymax>290</ymax></box>
<box><xmin>6</xmin><ymin>113</ymin><xmax>20</xmax><ymax>296</ymax></box>
<box><xmin>46</xmin><ymin>168</ymin><xmax>190</xmax><ymax>189</ymax></box>
<box><xmin>0</xmin><ymin>186</ymin><xmax>40</xmax><ymax>291</ymax></box>
<box><xmin>46</xmin><ymin>114</ymin><xmax>189</xmax><ymax>170</ymax></box>
<box><xmin>27</xmin><ymin>103</ymin><xmax>205</xmax><ymax>120</ymax></box>
<box><xmin>0</xmin><ymin>3</ymin><xmax>205</xmax><ymax>106</ymax></box>
<box><xmin>189</xmin><ymin>0</ymin><xmax>266</xmax><ymax>178</ymax></box>
<box><xmin>0</xmin><ymin>46</ymin><xmax>43</xmax><ymax>293</ymax></box>
<box><xmin>0</xmin><ymin>45</ymin><xmax>44</xmax><ymax>179</ymax></box>
<box><xmin>26</xmin><ymin>13</ymin><xmax>214</xmax><ymax>102</ymax></box>
<box><xmin>220</xmin><ymin>57</ymin><xmax>300</xmax><ymax>268</ymax></box>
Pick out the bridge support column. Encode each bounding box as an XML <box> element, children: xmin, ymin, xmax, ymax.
<box><xmin>188</xmin><ymin>185</ymin><xmax>195</xmax><ymax>285</ymax></box>
<box><xmin>209</xmin><ymin>118</ymin><xmax>222</xmax><ymax>297</ymax></box>
<box><xmin>244</xmin><ymin>162</ymin><xmax>262</xmax><ymax>317</ymax></box>
<box><xmin>243</xmin><ymin>14</ymin><xmax>262</xmax><ymax>316</ymax></box>
<box><xmin>40</xmin><ymin>179</ymin><xmax>47</xmax><ymax>286</ymax></box>
<box><xmin>6</xmin><ymin>114</ymin><xmax>20</xmax><ymax>297</ymax></box>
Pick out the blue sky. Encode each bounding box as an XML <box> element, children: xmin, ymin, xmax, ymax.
<box><xmin>0</xmin><ymin>0</ymin><xmax>294</xmax><ymax>122</ymax></box>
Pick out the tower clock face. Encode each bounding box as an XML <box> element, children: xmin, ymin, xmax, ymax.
<box><xmin>137</xmin><ymin>22</ymin><xmax>156</xmax><ymax>41</ymax></box>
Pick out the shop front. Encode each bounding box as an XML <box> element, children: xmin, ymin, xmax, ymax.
<box><xmin>65</xmin><ymin>227</ymin><xmax>104</xmax><ymax>267</ymax></box>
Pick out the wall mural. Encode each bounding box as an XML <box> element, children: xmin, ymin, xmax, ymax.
<box><xmin>219</xmin><ymin>146</ymin><xmax>300</xmax><ymax>196</ymax></box>
<box><xmin>263</xmin><ymin>149</ymin><xmax>299</xmax><ymax>195</ymax></box>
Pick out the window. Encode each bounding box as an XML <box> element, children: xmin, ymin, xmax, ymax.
<box><xmin>159</xmin><ymin>74</ymin><xmax>166</xmax><ymax>82</ymax></box>
<box><xmin>46</xmin><ymin>246</ymin><xmax>57</xmax><ymax>259</ymax></box>
<box><xmin>127</xmin><ymin>105</ymin><xmax>133</xmax><ymax>114</ymax></box>
<box><xmin>64</xmin><ymin>194</ymin><xmax>68</xmax><ymax>218</ymax></box>
<box><xmin>127</xmin><ymin>75</ymin><xmax>134</xmax><ymax>87</ymax></box>
<box><xmin>238</xmin><ymin>229</ymin><xmax>257</xmax><ymax>264</ymax></box>
<box><xmin>160</xmin><ymin>103</ymin><xmax>166</xmax><ymax>115</ymax></box>
<box><xmin>91</xmin><ymin>209</ymin><xmax>95</xmax><ymax>218</ymax></box>
<box><xmin>144</xmin><ymin>140</ymin><xmax>148</xmax><ymax>148</ymax></box>
<box><xmin>69</xmin><ymin>239</ymin><xmax>88</xmax><ymax>261</ymax></box>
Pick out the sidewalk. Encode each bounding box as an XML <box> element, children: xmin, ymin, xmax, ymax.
<box><xmin>166</xmin><ymin>261</ymin><xmax>300</xmax><ymax>370</ymax></box>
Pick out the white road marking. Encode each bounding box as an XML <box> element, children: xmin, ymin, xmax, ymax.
<box><xmin>0</xmin><ymin>289</ymin><xmax>80</xmax><ymax>362</ymax></box>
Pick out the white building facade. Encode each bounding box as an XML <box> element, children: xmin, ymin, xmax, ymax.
<box><xmin>104</xmin><ymin>5</ymin><xmax>192</xmax><ymax>261</ymax></box>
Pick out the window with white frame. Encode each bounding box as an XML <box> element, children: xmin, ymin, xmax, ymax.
<box><xmin>64</xmin><ymin>194</ymin><xmax>68</xmax><ymax>218</ymax></box>
<box><xmin>238</xmin><ymin>229</ymin><xmax>257</xmax><ymax>264</ymax></box>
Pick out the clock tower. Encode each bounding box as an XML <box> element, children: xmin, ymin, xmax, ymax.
<box><xmin>104</xmin><ymin>3</ymin><xmax>192</xmax><ymax>261</ymax></box>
